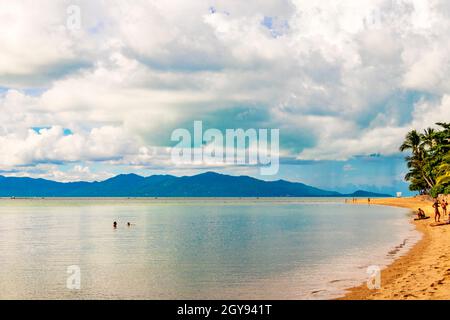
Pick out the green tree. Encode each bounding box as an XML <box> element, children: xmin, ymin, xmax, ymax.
<box><xmin>400</xmin><ymin>123</ymin><xmax>450</xmax><ymax>196</ymax></box>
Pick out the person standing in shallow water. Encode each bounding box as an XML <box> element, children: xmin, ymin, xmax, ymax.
<box><xmin>432</xmin><ymin>200</ymin><xmax>441</xmax><ymax>222</ymax></box>
<box><xmin>113</xmin><ymin>221</ymin><xmax>117</xmax><ymax>229</ymax></box>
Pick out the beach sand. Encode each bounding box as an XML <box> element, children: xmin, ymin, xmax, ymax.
<box><xmin>341</xmin><ymin>196</ymin><xmax>450</xmax><ymax>300</ymax></box>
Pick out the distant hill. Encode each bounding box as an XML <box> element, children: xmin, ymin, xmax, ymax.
<box><xmin>350</xmin><ymin>190</ymin><xmax>393</xmax><ymax>198</ymax></box>
<box><xmin>0</xmin><ymin>172</ymin><xmax>392</xmax><ymax>198</ymax></box>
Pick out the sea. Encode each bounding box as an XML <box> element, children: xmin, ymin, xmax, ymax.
<box><xmin>0</xmin><ymin>198</ymin><xmax>420</xmax><ymax>299</ymax></box>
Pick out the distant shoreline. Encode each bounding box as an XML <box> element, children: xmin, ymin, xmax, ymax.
<box><xmin>0</xmin><ymin>197</ymin><xmax>385</xmax><ymax>208</ymax></box>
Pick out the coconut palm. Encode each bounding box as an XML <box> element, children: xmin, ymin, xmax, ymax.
<box><xmin>400</xmin><ymin>129</ymin><xmax>434</xmax><ymax>191</ymax></box>
<box><xmin>399</xmin><ymin>130</ymin><xmax>422</xmax><ymax>154</ymax></box>
<box><xmin>421</xmin><ymin>128</ymin><xmax>436</xmax><ymax>149</ymax></box>
<box><xmin>436</xmin><ymin>155</ymin><xmax>450</xmax><ymax>186</ymax></box>
<box><xmin>400</xmin><ymin>123</ymin><xmax>450</xmax><ymax>196</ymax></box>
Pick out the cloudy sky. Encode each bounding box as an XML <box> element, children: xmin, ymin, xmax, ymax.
<box><xmin>1</xmin><ymin>0</ymin><xmax>449</xmax><ymax>194</ymax></box>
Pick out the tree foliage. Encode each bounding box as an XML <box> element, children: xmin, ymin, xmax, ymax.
<box><xmin>400</xmin><ymin>123</ymin><xmax>450</xmax><ymax>197</ymax></box>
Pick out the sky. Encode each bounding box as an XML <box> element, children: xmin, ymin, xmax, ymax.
<box><xmin>1</xmin><ymin>0</ymin><xmax>450</xmax><ymax>195</ymax></box>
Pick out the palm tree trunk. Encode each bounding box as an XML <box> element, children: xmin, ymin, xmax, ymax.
<box><xmin>422</xmin><ymin>173</ymin><xmax>434</xmax><ymax>189</ymax></box>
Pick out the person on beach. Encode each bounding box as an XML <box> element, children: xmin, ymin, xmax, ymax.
<box><xmin>368</xmin><ymin>198</ymin><xmax>371</xmax><ymax>204</ymax></box>
<box><xmin>113</xmin><ymin>221</ymin><xmax>117</xmax><ymax>229</ymax></box>
<box><xmin>417</xmin><ymin>208</ymin><xmax>426</xmax><ymax>219</ymax></box>
<box><xmin>433</xmin><ymin>200</ymin><xmax>441</xmax><ymax>222</ymax></box>
<box><xmin>441</xmin><ymin>200</ymin><xmax>448</xmax><ymax>216</ymax></box>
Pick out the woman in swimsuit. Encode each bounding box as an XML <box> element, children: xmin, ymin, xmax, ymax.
<box><xmin>441</xmin><ymin>200</ymin><xmax>448</xmax><ymax>216</ymax></box>
<box><xmin>433</xmin><ymin>200</ymin><xmax>441</xmax><ymax>222</ymax></box>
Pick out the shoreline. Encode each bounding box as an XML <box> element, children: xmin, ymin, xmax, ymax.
<box><xmin>340</xmin><ymin>196</ymin><xmax>449</xmax><ymax>300</ymax></box>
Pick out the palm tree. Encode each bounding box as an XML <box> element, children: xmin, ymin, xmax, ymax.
<box><xmin>421</xmin><ymin>128</ymin><xmax>436</xmax><ymax>149</ymax></box>
<box><xmin>436</xmin><ymin>154</ymin><xmax>450</xmax><ymax>186</ymax></box>
<box><xmin>400</xmin><ymin>123</ymin><xmax>450</xmax><ymax>196</ymax></box>
<box><xmin>399</xmin><ymin>130</ymin><xmax>421</xmax><ymax>154</ymax></box>
<box><xmin>400</xmin><ymin>129</ymin><xmax>434</xmax><ymax>190</ymax></box>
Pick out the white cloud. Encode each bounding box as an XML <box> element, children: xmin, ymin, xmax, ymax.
<box><xmin>0</xmin><ymin>126</ymin><xmax>138</xmax><ymax>168</ymax></box>
<box><xmin>298</xmin><ymin>94</ymin><xmax>450</xmax><ymax>160</ymax></box>
<box><xmin>0</xmin><ymin>1</ymin><xmax>96</xmax><ymax>87</ymax></box>
<box><xmin>2</xmin><ymin>164</ymin><xmax>114</xmax><ymax>182</ymax></box>
<box><xmin>0</xmin><ymin>0</ymin><xmax>450</xmax><ymax>179</ymax></box>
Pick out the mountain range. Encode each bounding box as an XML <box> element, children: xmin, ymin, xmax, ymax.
<box><xmin>0</xmin><ymin>172</ymin><xmax>392</xmax><ymax>198</ymax></box>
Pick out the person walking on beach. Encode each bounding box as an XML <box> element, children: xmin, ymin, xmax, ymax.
<box><xmin>433</xmin><ymin>200</ymin><xmax>441</xmax><ymax>222</ymax></box>
<box><xmin>113</xmin><ymin>221</ymin><xmax>118</xmax><ymax>229</ymax></box>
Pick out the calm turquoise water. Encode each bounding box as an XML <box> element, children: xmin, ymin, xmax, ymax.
<box><xmin>0</xmin><ymin>198</ymin><xmax>419</xmax><ymax>299</ymax></box>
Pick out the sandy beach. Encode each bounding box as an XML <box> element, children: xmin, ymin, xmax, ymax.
<box><xmin>342</xmin><ymin>196</ymin><xmax>450</xmax><ymax>300</ymax></box>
